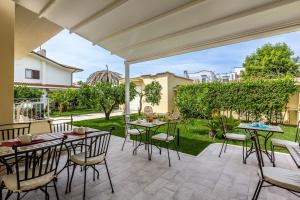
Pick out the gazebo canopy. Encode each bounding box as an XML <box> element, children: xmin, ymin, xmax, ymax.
<box><xmin>15</xmin><ymin>0</ymin><xmax>300</xmax><ymax>64</ymax></box>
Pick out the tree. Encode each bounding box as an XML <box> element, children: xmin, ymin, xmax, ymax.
<box><xmin>86</xmin><ymin>65</ymin><xmax>121</xmax><ymax>85</ymax></box>
<box><xmin>93</xmin><ymin>82</ymin><xmax>137</xmax><ymax>120</ymax></box>
<box><xmin>77</xmin><ymin>83</ymin><xmax>97</xmax><ymax>109</ymax></box>
<box><xmin>242</xmin><ymin>43</ymin><xmax>299</xmax><ymax>79</ymax></box>
<box><xmin>144</xmin><ymin>81</ymin><xmax>162</xmax><ymax>106</ymax></box>
<box><xmin>14</xmin><ymin>86</ymin><xmax>43</xmax><ymax>99</ymax></box>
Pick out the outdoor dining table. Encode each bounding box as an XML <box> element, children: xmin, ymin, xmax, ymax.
<box><xmin>128</xmin><ymin>120</ymin><xmax>166</xmax><ymax>160</ymax></box>
<box><xmin>0</xmin><ymin>128</ymin><xmax>107</xmax><ymax>192</ymax></box>
<box><xmin>238</xmin><ymin>123</ymin><xmax>283</xmax><ymax>166</ymax></box>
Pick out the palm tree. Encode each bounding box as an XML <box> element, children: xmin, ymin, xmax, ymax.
<box><xmin>86</xmin><ymin>65</ymin><xmax>121</xmax><ymax>85</ymax></box>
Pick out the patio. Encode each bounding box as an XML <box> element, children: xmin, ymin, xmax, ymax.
<box><xmin>14</xmin><ymin>136</ymin><xmax>298</xmax><ymax>200</ymax></box>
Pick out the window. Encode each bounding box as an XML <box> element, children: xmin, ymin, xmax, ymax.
<box><xmin>201</xmin><ymin>75</ymin><xmax>208</xmax><ymax>83</ymax></box>
<box><xmin>25</xmin><ymin>69</ymin><xmax>40</xmax><ymax>79</ymax></box>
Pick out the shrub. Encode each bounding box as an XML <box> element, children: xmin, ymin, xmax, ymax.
<box><xmin>176</xmin><ymin>77</ymin><xmax>297</xmax><ymax>123</ymax></box>
<box><xmin>14</xmin><ymin>86</ymin><xmax>43</xmax><ymax>99</ymax></box>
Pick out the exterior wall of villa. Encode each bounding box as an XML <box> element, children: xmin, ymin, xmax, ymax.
<box><xmin>14</xmin><ymin>54</ymin><xmax>73</xmax><ymax>87</ymax></box>
<box><xmin>120</xmin><ymin>72</ymin><xmax>193</xmax><ymax>114</ymax></box>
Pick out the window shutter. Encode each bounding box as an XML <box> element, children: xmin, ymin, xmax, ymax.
<box><xmin>32</xmin><ymin>70</ymin><xmax>40</xmax><ymax>79</ymax></box>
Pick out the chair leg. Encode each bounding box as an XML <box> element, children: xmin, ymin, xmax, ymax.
<box><xmin>121</xmin><ymin>134</ymin><xmax>127</xmax><ymax>151</ymax></box>
<box><xmin>65</xmin><ymin>160</ymin><xmax>70</xmax><ymax>194</ymax></box>
<box><xmin>17</xmin><ymin>193</ymin><xmax>20</xmax><ymax>200</ymax></box>
<box><xmin>166</xmin><ymin>143</ymin><xmax>171</xmax><ymax>167</ymax></box>
<box><xmin>252</xmin><ymin>180</ymin><xmax>264</xmax><ymax>200</ymax></box>
<box><xmin>219</xmin><ymin>140</ymin><xmax>226</xmax><ymax>157</ymax></box>
<box><xmin>271</xmin><ymin>144</ymin><xmax>275</xmax><ymax>167</ymax></box>
<box><xmin>83</xmin><ymin>166</ymin><xmax>87</xmax><ymax>200</ymax></box>
<box><xmin>173</xmin><ymin>140</ymin><xmax>180</xmax><ymax>160</ymax></box>
<box><xmin>68</xmin><ymin>164</ymin><xmax>77</xmax><ymax>193</ymax></box>
<box><xmin>53</xmin><ymin>179</ymin><xmax>60</xmax><ymax>200</ymax></box>
<box><xmin>242</xmin><ymin>141</ymin><xmax>245</xmax><ymax>164</ymax></box>
<box><xmin>224</xmin><ymin>140</ymin><xmax>228</xmax><ymax>153</ymax></box>
<box><xmin>104</xmin><ymin>159</ymin><xmax>114</xmax><ymax>193</ymax></box>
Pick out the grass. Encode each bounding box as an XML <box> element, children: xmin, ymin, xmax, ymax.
<box><xmin>73</xmin><ymin>116</ymin><xmax>298</xmax><ymax>156</ymax></box>
<box><xmin>50</xmin><ymin>109</ymin><xmax>99</xmax><ymax>118</ymax></box>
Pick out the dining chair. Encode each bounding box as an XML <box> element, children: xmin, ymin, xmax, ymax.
<box><xmin>67</xmin><ymin>129</ymin><xmax>114</xmax><ymax>200</ymax></box>
<box><xmin>0</xmin><ymin>138</ymin><xmax>65</xmax><ymax>200</ymax></box>
<box><xmin>218</xmin><ymin>116</ymin><xmax>247</xmax><ymax>164</ymax></box>
<box><xmin>251</xmin><ymin>135</ymin><xmax>300</xmax><ymax>200</ymax></box>
<box><xmin>271</xmin><ymin>120</ymin><xmax>300</xmax><ymax>167</ymax></box>
<box><xmin>0</xmin><ymin>123</ymin><xmax>31</xmax><ymax>141</ymax></box>
<box><xmin>151</xmin><ymin>120</ymin><xmax>180</xmax><ymax>167</ymax></box>
<box><xmin>121</xmin><ymin>114</ymin><xmax>145</xmax><ymax>151</ymax></box>
<box><xmin>0</xmin><ymin>123</ymin><xmax>32</xmax><ymax>174</ymax></box>
<box><xmin>49</xmin><ymin>115</ymin><xmax>73</xmax><ymax>133</ymax></box>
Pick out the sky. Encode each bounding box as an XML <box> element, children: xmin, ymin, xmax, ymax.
<box><xmin>39</xmin><ymin>29</ymin><xmax>300</xmax><ymax>82</ymax></box>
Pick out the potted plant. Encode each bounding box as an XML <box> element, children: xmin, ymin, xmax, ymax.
<box><xmin>207</xmin><ymin>119</ymin><xmax>219</xmax><ymax>140</ymax></box>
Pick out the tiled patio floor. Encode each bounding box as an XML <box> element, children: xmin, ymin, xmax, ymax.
<box><xmin>16</xmin><ymin>136</ymin><xmax>300</xmax><ymax>200</ymax></box>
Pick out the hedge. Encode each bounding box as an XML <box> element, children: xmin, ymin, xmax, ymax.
<box><xmin>175</xmin><ymin>77</ymin><xmax>297</xmax><ymax>123</ymax></box>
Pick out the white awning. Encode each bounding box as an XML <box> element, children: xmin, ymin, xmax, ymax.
<box><xmin>15</xmin><ymin>0</ymin><xmax>300</xmax><ymax>64</ymax></box>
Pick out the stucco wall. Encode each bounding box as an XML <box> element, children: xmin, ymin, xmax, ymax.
<box><xmin>14</xmin><ymin>54</ymin><xmax>73</xmax><ymax>86</ymax></box>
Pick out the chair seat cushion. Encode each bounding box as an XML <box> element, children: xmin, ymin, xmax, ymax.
<box><xmin>152</xmin><ymin>133</ymin><xmax>174</xmax><ymax>142</ymax></box>
<box><xmin>271</xmin><ymin>138</ymin><xmax>298</xmax><ymax>148</ymax></box>
<box><xmin>2</xmin><ymin>166</ymin><xmax>55</xmax><ymax>192</ymax></box>
<box><xmin>70</xmin><ymin>152</ymin><xmax>105</xmax><ymax>166</ymax></box>
<box><xmin>225</xmin><ymin>133</ymin><xmax>246</xmax><ymax>141</ymax></box>
<box><xmin>260</xmin><ymin>167</ymin><xmax>300</xmax><ymax>193</ymax></box>
<box><xmin>127</xmin><ymin>129</ymin><xmax>144</xmax><ymax>135</ymax></box>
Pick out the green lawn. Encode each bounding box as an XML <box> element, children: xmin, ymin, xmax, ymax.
<box><xmin>50</xmin><ymin>109</ymin><xmax>99</xmax><ymax>118</ymax></box>
<box><xmin>73</xmin><ymin>116</ymin><xmax>298</xmax><ymax>156</ymax></box>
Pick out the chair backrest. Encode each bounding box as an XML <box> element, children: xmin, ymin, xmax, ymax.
<box><xmin>220</xmin><ymin>116</ymin><xmax>227</xmax><ymax>135</ymax></box>
<box><xmin>0</xmin><ymin>123</ymin><xmax>31</xmax><ymax>141</ymax></box>
<box><xmin>83</xmin><ymin>128</ymin><xmax>113</xmax><ymax>162</ymax></box>
<box><xmin>250</xmin><ymin>135</ymin><xmax>264</xmax><ymax>178</ymax></box>
<box><xmin>13</xmin><ymin>138</ymin><xmax>65</xmax><ymax>190</ymax></box>
<box><xmin>49</xmin><ymin>115</ymin><xmax>73</xmax><ymax>133</ymax></box>
<box><xmin>166</xmin><ymin>121</ymin><xmax>177</xmax><ymax>137</ymax></box>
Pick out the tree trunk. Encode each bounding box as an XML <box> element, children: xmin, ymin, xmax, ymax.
<box><xmin>138</xmin><ymin>93</ymin><xmax>144</xmax><ymax>115</ymax></box>
<box><xmin>105</xmin><ymin>112</ymin><xmax>110</xmax><ymax>120</ymax></box>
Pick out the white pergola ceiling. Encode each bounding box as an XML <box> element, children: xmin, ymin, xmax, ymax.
<box><xmin>15</xmin><ymin>0</ymin><xmax>300</xmax><ymax>64</ymax></box>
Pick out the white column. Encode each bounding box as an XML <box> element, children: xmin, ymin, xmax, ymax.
<box><xmin>125</xmin><ymin>61</ymin><xmax>130</xmax><ymax>120</ymax></box>
<box><xmin>0</xmin><ymin>1</ymin><xmax>15</xmax><ymax>124</ymax></box>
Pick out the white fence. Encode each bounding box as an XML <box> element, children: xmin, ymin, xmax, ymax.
<box><xmin>14</xmin><ymin>98</ymin><xmax>50</xmax><ymax>122</ymax></box>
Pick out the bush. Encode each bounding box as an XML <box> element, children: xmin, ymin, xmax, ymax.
<box><xmin>176</xmin><ymin>77</ymin><xmax>297</xmax><ymax>123</ymax></box>
<box><xmin>14</xmin><ymin>86</ymin><xmax>43</xmax><ymax>99</ymax></box>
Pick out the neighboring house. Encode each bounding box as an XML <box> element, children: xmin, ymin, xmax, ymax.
<box><xmin>120</xmin><ymin>72</ymin><xmax>193</xmax><ymax>113</ymax></box>
<box><xmin>184</xmin><ymin>70</ymin><xmax>217</xmax><ymax>83</ymax></box>
<box><xmin>184</xmin><ymin>67</ymin><xmax>244</xmax><ymax>83</ymax></box>
<box><xmin>14</xmin><ymin>49</ymin><xmax>83</xmax><ymax>93</ymax></box>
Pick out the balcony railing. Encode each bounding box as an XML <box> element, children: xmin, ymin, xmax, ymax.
<box><xmin>14</xmin><ymin>98</ymin><xmax>50</xmax><ymax>122</ymax></box>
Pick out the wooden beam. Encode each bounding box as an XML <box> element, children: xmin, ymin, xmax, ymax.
<box><xmin>94</xmin><ymin>0</ymin><xmax>207</xmax><ymax>44</ymax></box>
<box><xmin>127</xmin><ymin>19</ymin><xmax>300</xmax><ymax>64</ymax></box>
<box><xmin>70</xmin><ymin>0</ymin><xmax>128</xmax><ymax>32</ymax></box>
<box><xmin>115</xmin><ymin>0</ymin><xmax>298</xmax><ymax>54</ymax></box>
<box><xmin>38</xmin><ymin>0</ymin><xmax>56</xmax><ymax>18</ymax></box>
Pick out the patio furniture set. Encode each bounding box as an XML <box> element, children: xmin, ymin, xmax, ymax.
<box><xmin>218</xmin><ymin>117</ymin><xmax>300</xmax><ymax>199</ymax></box>
<box><xmin>0</xmin><ymin>119</ymin><xmax>114</xmax><ymax>200</ymax></box>
<box><xmin>121</xmin><ymin>106</ymin><xmax>181</xmax><ymax>167</ymax></box>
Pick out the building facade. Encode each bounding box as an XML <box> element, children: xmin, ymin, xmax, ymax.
<box><xmin>14</xmin><ymin>49</ymin><xmax>82</xmax><ymax>90</ymax></box>
<box><xmin>120</xmin><ymin>72</ymin><xmax>193</xmax><ymax>113</ymax></box>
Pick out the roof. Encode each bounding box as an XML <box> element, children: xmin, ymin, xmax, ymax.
<box><xmin>14</xmin><ymin>82</ymin><xmax>79</xmax><ymax>89</ymax></box>
<box><xmin>121</xmin><ymin>71</ymin><xmax>192</xmax><ymax>82</ymax></box>
<box><xmin>16</xmin><ymin>0</ymin><xmax>300</xmax><ymax>64</ymax></box>
<box><xmin>30</xmin><ymin>51</ymin><xmax>83</xmax><ymax>72</ymax></box>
